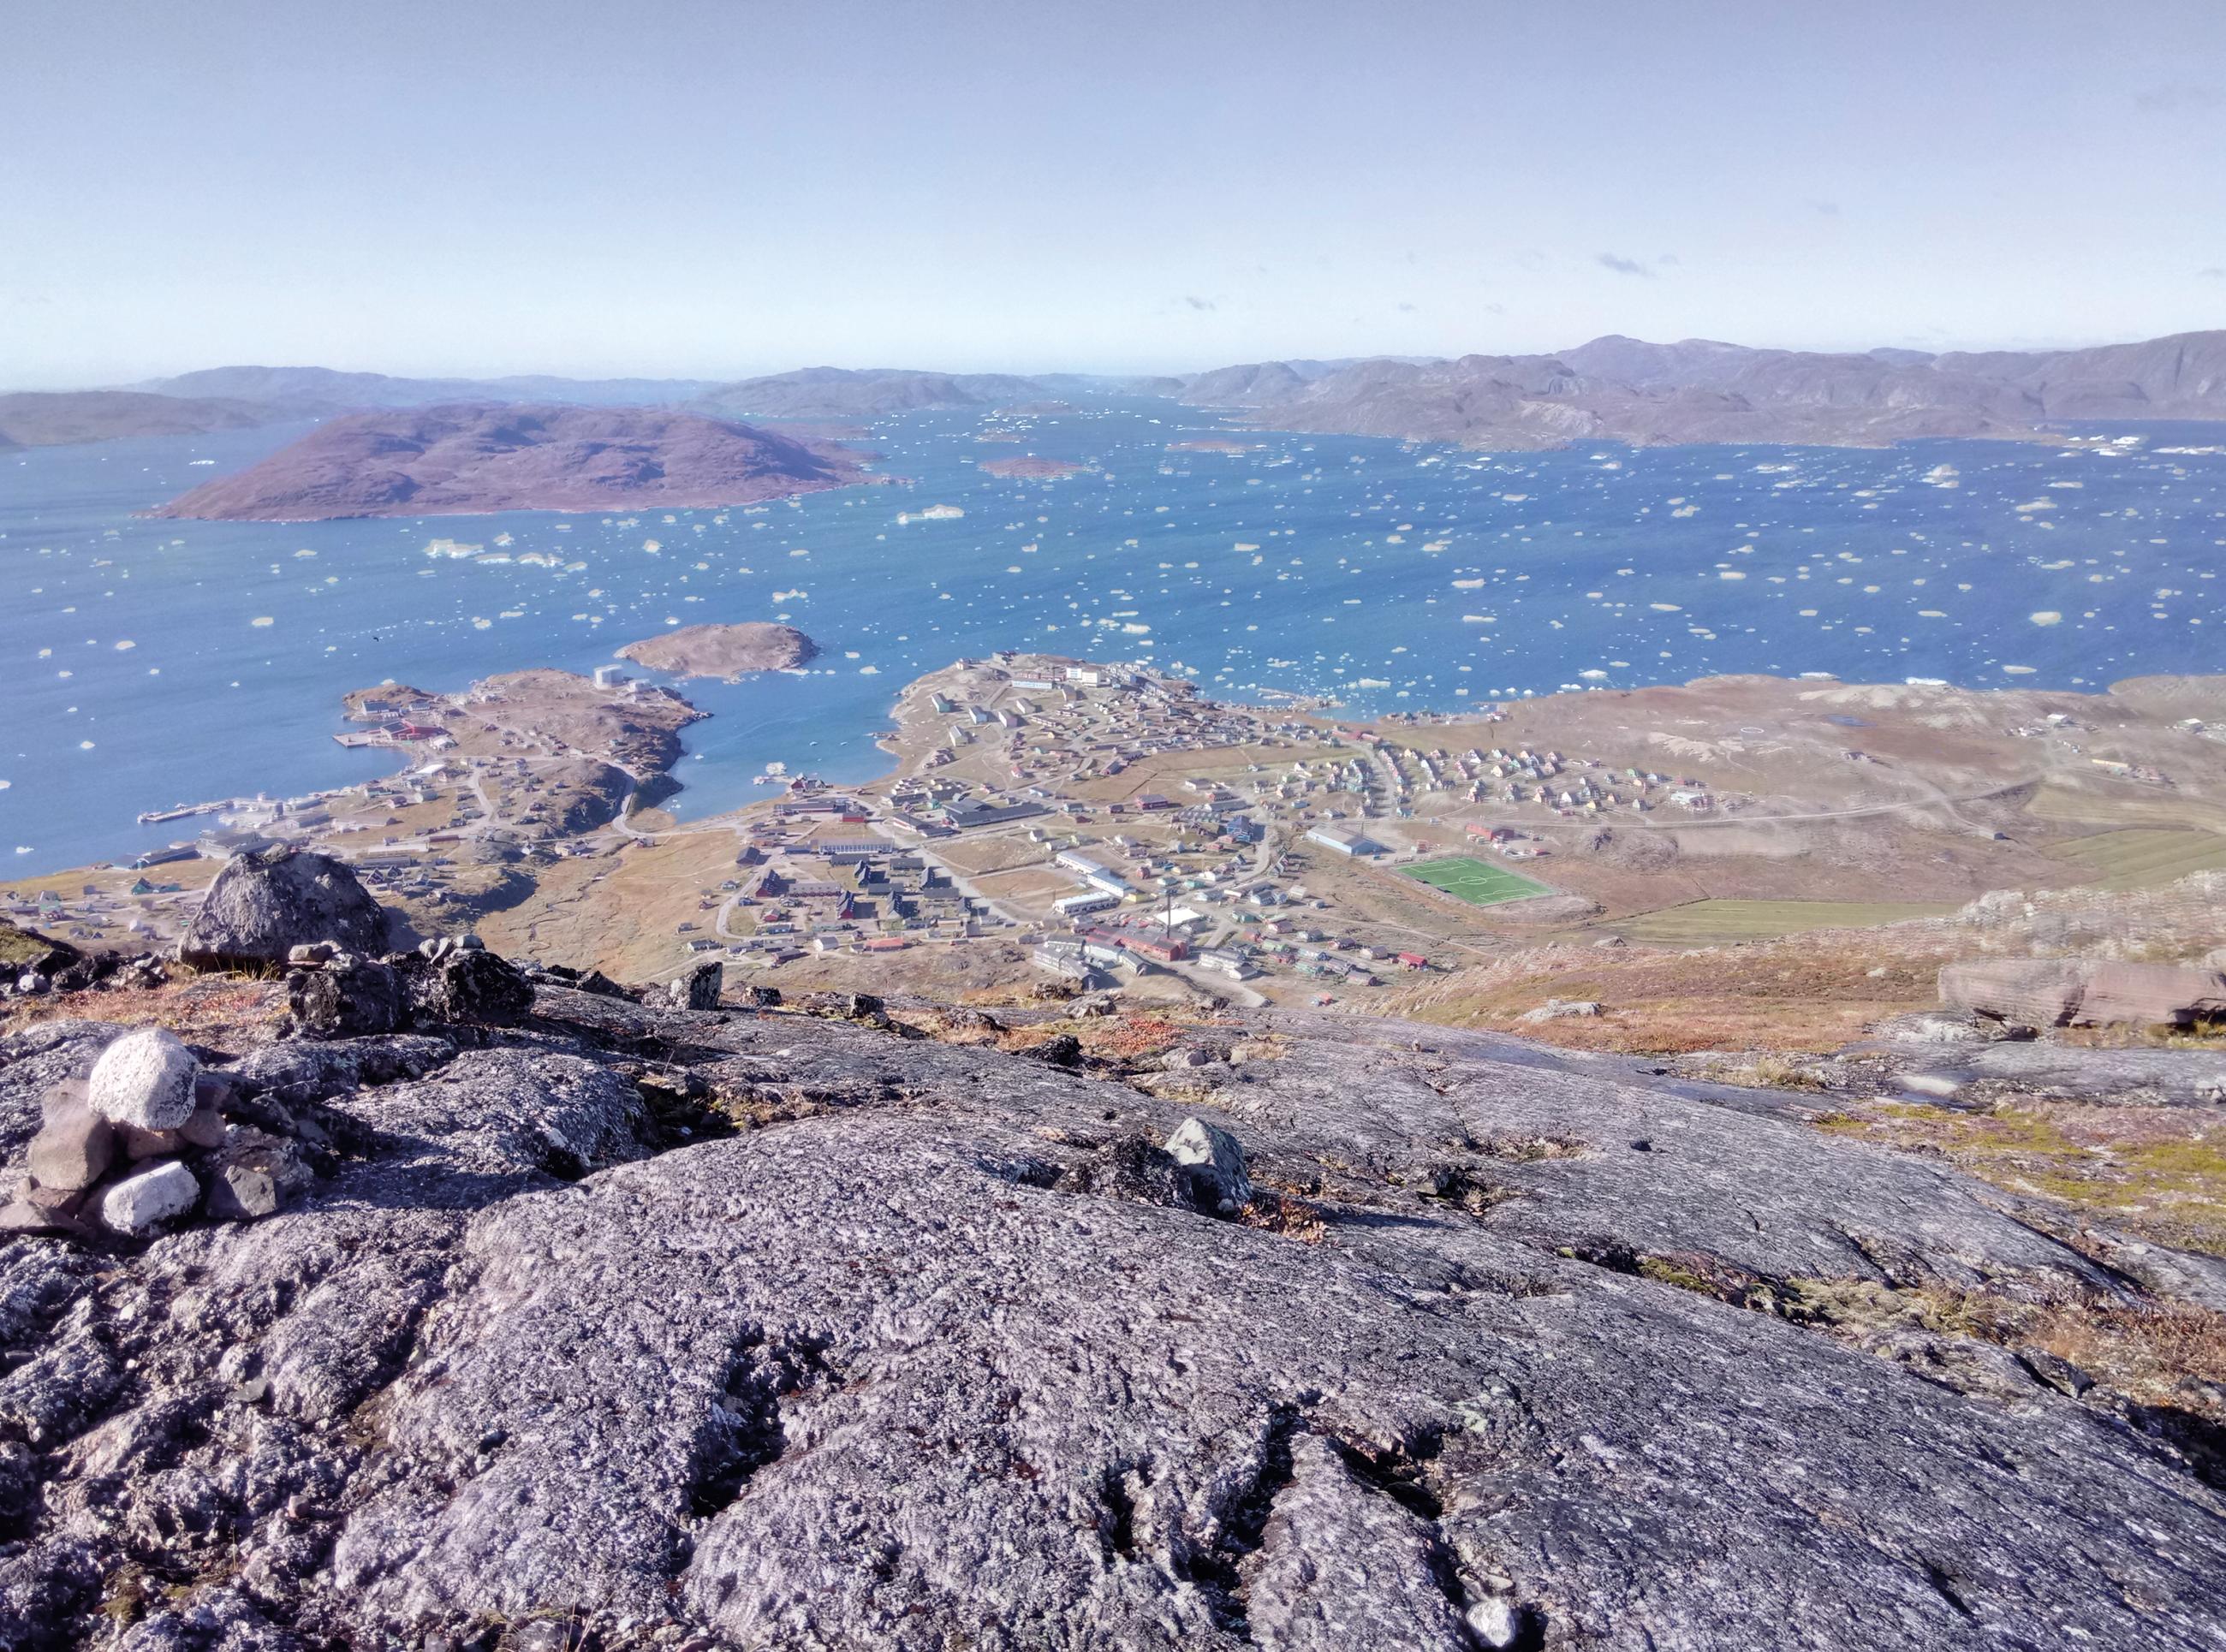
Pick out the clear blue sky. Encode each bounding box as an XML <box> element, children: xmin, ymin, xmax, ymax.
<box><xmin>4</xmin><ymin>0</ymin><xmax>2223</xmax><ymax>385</ymax></box>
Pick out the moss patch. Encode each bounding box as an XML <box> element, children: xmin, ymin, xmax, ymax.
<box><xmin>1815</xmin><ymin>1101</ymin><xmax>2226</xmax><ymax>1258</ymax></box>
<box><xmin>0</xmin><ymin>918</ymin><xmax>68</xmax><ymax>970</ymax></box>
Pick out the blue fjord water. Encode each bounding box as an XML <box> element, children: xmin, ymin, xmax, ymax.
<box><xmin>3</xmin><ymin>402</ymin><xmax>2221</xmax><ymax>877</ymax></box>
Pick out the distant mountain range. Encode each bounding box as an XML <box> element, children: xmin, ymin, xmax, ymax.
<box><xmin>0</xmin><ymin>390</ymin><xmax>289</xmax><ymax>450</ymax></box>
<box><xmin>8</xmin><ymin>330</ymin><xmax>2220</xmax><ymax>455</ymax></box>
<box><xmin>684</xmin><ymin>366</ymin><xmax>1054</xmax><ymax>420</ymax></box>
<box><xmin>1176</xmin><ymin>330</ymin><xmax>2226</xmax><ymax>449</ymax></box>
<box><xmin>105</xmin><ymin>363</ymin><xmax>1166</xmax><ymax>429</ymax></box>
<box><xmin>137</xmin><ymin>365</ymin><xmax>728</xmax><ymax>413</ymax></box>
<box><xmin>147</xmin><ymin>403</ymin><xmax>872</xmax><ymax>521</ymax></box>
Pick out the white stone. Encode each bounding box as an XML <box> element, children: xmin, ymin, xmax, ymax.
<box><xmin>1465</xmin><ymin>1598</ymin><xmax>1521</xmax><ymax>1648</ymax></box>
<box><xmin>88</xmin><ymin>1027</ymin><xmax>199</xmax><ymax>1131</ymax></box>
<box><xmin>98</xmin><ymin>1160</ymin><xmax>200</xmax><ymax>1235</ymax></box>
<box><xmin>1520</xmin><ymin>997</ymin><xmax>1601</xmax><ymax>1023</ymax></box>
<box><xmin>1164</xmin><ymin>1116</ymin><xmax>1252</xmax><ymax>1211</ymax></box>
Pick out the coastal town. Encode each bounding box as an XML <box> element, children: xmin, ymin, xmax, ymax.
<box><xmin>1</xmin><ymin>649</ymin><xmax>1663</xmax><ymax>1006</ymax></box>
<box><xmin>7</xmin><ymin>649</ymin><xmax>2225</xmax><ymax>1011</ymax></box>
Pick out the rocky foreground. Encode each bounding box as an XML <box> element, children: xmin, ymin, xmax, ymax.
<box><xmin>1</xmin><ymin>859</ymin><xmax>2224</xmax><ymax>1649</ymax></box>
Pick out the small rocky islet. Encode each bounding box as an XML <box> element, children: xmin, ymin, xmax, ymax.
<box><xmin>0</xmin><ymin>847</ymin><xmax>2223</xmax><ymax>1647</ymax></box>
<box><xmin>613</xmin><ymin>622</ymin><xmax>818</xmax><ymax>681</ymax></box>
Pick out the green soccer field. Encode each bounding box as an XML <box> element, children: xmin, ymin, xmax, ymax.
<box><xmin>1405</xmin><ymin>856</ymin><xmax>1550</xmax><ymax>906</ymax></box>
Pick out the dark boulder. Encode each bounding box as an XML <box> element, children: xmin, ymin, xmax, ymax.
<box><xmin>1024</xmin><ymin>1032</ymin><xmax>1083</xmax><ymax>1067</ymax></box>
<box><xmin>528</xmin><ymin>965</ymin><xmax>629</xmax><ymax>1000</ymax></box>
<box><xmin>1056</xmin><ymin>1132</ymin><xmax>1191</xmax><ymax>1208</ymax></box>
<box><xmin>669</xmin><ymin>960</ymin><xmax>724</xmax><ymax>1012</ymax></box>
<box><xmin>288</xmin><ymin>954</ymin><xmax>406</xmax><ymax>1038</ymax></box>
<box><xmin>1165</xmin><ymin>1115</ymin><xmax>1253</xmax><ymax>1215</ymax></box>
<box><xmin>204</xmin><ymin>1131</ymin><xmax>312</xmax><ymax>1221</ymax></box>
<box><xmin>404</xmin><ymin>948</ymin><xmax>535</xmax><ymax>1025</ymax></box>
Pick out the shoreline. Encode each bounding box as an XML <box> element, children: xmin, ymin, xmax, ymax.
<box><xmin>11</xmin><ymin>411</ymin><xmax>2226</xmax><ymax>882</ymax></box>
<box><xmin>9</xmin><ymin>655</ymin><xmax>2222</xmax><ymax>1004</ymax></box>
<box><xmin>10</xmin><ymin>656</ymin><xmax>2224</xmax><ymax>884</ymax></box>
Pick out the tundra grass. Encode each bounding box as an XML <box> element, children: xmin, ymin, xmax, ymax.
<box><xmin>1610</xmin><ymin>898</ymin><xmax>1955</xmax><ymax>945</ymax></box>
<box><xmin>2047</xmin><ymin>828</ymin><xmax>2226</xmax><ymax>892</ymax></box>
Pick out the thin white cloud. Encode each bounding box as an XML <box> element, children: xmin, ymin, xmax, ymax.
<box><xmin>2136</xmin><ymin>83</ymin><xmax>2223</xmax><ymax>111</ymax></box>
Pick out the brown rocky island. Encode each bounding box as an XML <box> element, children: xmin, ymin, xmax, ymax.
<box><xmin>978</xmin><ymin>455</ymin><xmax>1091</xmax><ymax>479</ymax></box>
<box><xmin>616</xmin><ymin>621</ymin><xmax>818</xmax><ymax>680</ymax></box>
<box><xmin>150</xmin><ymin>402</ymin><xmax>874</xmax><ymax>520</ymax></box>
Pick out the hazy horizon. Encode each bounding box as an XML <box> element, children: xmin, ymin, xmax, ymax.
<box><xmin>12</xmin><ymin>322</ymin><xmax>2226</xmax><ymax>400</ymax></box>
<box><xmin>7</xmin><ymin>0</ymin><xmax>2224</xmax><ymax>387</ymax></box>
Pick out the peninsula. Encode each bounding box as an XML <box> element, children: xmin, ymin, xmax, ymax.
<box><xmin>149</xmin><ymin>402</ymin><xmax>874</xmax><ymax>520</ymax></box>
<box><xmin>616</xmin><ymin>621</ymin><xmax>818</xmax><ymax>680</ymax></box>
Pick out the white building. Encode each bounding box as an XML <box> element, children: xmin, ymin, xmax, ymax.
<box><xmin>1306</xmin><ymin>827</ymin><xmax>1384</xmax><ymax>857</ymax></box>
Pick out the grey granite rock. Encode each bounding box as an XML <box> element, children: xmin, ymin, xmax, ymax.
<box><xmin>0</xmin><ymin>988</ymin><xmax>2218</xmax><ymax>1649</ymax></box>
<box><xmin>226</xmin><ymin>1033</ymin><xmax>456</xmax><ymax>1109</ymax></box>
<box><xmin>177</xmin><ymin>847</ymin><xmax>389</xmax><ymax>970</ymax></box>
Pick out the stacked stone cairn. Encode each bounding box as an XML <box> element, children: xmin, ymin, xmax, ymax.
<box><xmin>3</xmin><ymin>1026</ymin><xmax>307</xmax><ymax>1239</ymax></box>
